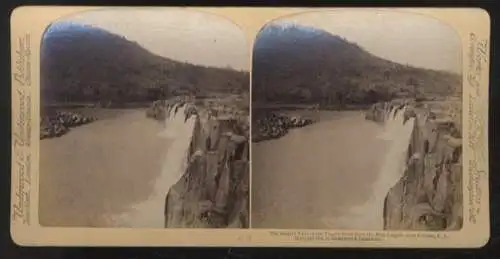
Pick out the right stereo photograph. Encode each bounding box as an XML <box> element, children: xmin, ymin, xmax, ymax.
<box><xmin>250</xmin><ymin>10</ymin><xmax>463</xmax><ymax>231</ymax></box>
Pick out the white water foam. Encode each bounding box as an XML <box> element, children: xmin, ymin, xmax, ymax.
<box><xmin>324</xmin><ymin>105</ymin><xmax>415</xmax><ymax>230</ymax></box>
<box><xmin>110</xmin><ymin>103</ymin><xmax>197</xmax><ymax>228</ymax></box>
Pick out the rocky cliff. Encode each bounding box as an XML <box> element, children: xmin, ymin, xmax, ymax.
<box><xmin>366</xmin><ymin>98</ymin><xmax>463</xmax><ymax>231</ymax></box>
<box><xmin>147</xmin><ymin>97</ymin><xmax>250</xmax><ymax>228</ymax></box>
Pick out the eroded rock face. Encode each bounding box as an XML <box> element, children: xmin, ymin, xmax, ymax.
<box><xmin>148</xmin><ymin>98</ymin><xmax>250</xmax><ymax>228</ymax></box>
<box><xmin>367</xmin><ymin>99</ymin><xmax>463</xmax><ymax>231</ymax></box>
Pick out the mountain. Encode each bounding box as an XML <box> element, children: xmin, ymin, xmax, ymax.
<box><xmin>41</xmin><ymin>22</ymin><xmax>249</xmax><ymax>105</ymax></box>
<box><xmin>252</xmin><ymin>23</ymin><xmax>462</xmax><ymax>107</ymax></box>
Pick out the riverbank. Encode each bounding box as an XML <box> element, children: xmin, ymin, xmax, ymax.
<box><xmin>40</xmin><ymin>105</ymin><xmax>142</xmax><ymax>139</ymax></box>
<box><xmin>250</xmin><ymin>103</ymin><xmax>386</xmax><ymax>143</ymax></box>
<box><xmin>365</xmin><ymin>98</ymin><xmax>463</xmax><ymax>230</ymax></box>
<box><xmin>251</xmin><ymin>110</ymin><xmax>316</xmax><ymax>142</ymax></box>
<box><xmin>40</xmin><ymin>110</ymin><xmax>97</xmax><ymax>139</ymax></box>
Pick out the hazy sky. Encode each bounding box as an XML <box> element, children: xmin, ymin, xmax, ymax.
<box><xmin>58</xmin><ymin>8</ymin><xmax>250</xmax><ymax>71</ymax></box>
<box><xmin>272</xmin><ymin>10</ymin><xmax>462</xmax><ymax>73</ymax></box>
<box><xmin>55</xmin><ymin>8</ymin><xmax>461</xmax><ymax>74</ymax></box>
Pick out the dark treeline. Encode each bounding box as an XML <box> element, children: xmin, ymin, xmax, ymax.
<box><xmin>252</xmin><ymin>23</ymin><xmax>462</xmax><ymax>108</ymax></box>
<box><xmin>41</xmin><ymin>22</ymin><xmax>249</xmax><ymax>106</ymax></box>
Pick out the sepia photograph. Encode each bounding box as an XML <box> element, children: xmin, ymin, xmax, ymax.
<box><xmin>10</xmin><ymin>6</ymin><xmax>489</xmax><ymax>247</ymax></box>
<box><xmin>38</xmin><ymin>8</ymin><xmax>250</xmax><ymax>229</ymax></box>
<box><xmin>251</xmin><ymin>10</ymin><xmax>464</xmax><ymax>231</ymax></box>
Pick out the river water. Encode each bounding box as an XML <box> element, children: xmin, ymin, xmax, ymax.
<box><xmin>39</xmin><ymin>108</ymin><xmax>195</xmax><ymax>228</ymax></box>
<box><xmin>39</xmin><ymin>109</ymin><xmax>169</xmax><ymax>227</ymax></box>
<box><xmin>251</xmin><ymin>110</ymin><xmax>410</xmax><ymax>230</ymax></box>
<box><xmin>40</xmin><ymin>107</ymin><xmax>412</xmax><ymax>230</ymax></box>
<box><xmin>110</xmin><ymin>104</ymin><xmax>196</xmax><ymax>228</ymax></box>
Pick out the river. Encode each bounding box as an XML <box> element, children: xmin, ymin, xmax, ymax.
<box><xmin>39</xmin><ymin>109</ymin><xmax>172</xmax><ymax>228</ymax></box>
<box><xmin>39</xmin><ymin>107</ymin><xmax>410</xmax><ymax>230</ymax></box>
<box><xmin>251</xmin><ymin>110</ymin><xmax>398</xmax><ymax>230</ymax></box>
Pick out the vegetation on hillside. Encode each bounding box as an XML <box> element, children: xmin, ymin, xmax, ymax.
<box><xmin>252</xmin><ymin>23</ymin><xmax>462</xmax><ymax>108</ymax></box>
<box><xmin>41</xmin><ymin>22</ymin><xmax>249</xmax><ymax>106</ymax></box>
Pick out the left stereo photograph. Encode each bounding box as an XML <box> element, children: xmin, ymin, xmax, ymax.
<box><xmin>37</xmin><ymin>8</ymin><xmax>250</xmax><ymax>229</ymax></box>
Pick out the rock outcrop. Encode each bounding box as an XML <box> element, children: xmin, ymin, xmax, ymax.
<box><xmin>252</xmin><ymin>111</ymin><xmax>315</xmax><ymax>142</ymax></box>
<box><xmin>366</xmin><ymin>98</ymin><xmax>463</xmax><ymax>231</ymax></box>
<box><xmin>40</xmin><ymin>111</ymin><xmax>97</xmax><ymax>139</ymax></box>
<box><xmin>147</xmin><ymin>97</ymin><xmax>250</xmax><ymax>228</ymax></box>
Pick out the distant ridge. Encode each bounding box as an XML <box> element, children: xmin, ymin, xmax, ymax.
<box><xmin>41</xmin><ymin>22</ymin><xmax>249</xmax><ymax>104</ymax></box>
<box><xmin>252</xmin><ymin>23</ymin><xmax>461</xmax><ymax>107</ymax></box>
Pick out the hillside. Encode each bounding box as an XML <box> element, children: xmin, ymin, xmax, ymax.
<box><xmin>252</xmin><ymin>23</ymin><xmax>462</xmax><ymax>107</ymax></box>
<box><xmin>41</xmin><ymin>22</ymin><xmax>249</xmax><ymax>106</ymax></box>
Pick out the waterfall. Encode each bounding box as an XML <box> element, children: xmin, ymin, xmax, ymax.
<box><xmin>155</xmin><ymin>102</ymin><xmax>197</xmax><ymax>203</ymax></box>
<box><xmin>110</xmin><ymin>102</ymin><xmax>197</xmax><ymax>228</ymax></box>
<box><xmin>373</xmin><ymin>105</ymin><xmax>416</xmax><ymax>225</ymax></box>
<box><xmin>329</xmin><ymin>104</ymin><xmax>415</xmax><ymax>230</ymax></box>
